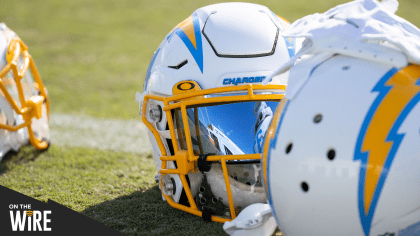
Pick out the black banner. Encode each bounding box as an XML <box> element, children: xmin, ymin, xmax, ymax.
<box><xmin>0</xmin><ymin>186</ymin><xmax>125</xmax><ymax>235</ymax></box>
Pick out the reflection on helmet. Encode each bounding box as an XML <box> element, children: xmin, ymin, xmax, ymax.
<box><xmin>0</xmin><ymin>23</ymin><xmax>50</xmax><ymax>160</ymax></box>
<box><xmin>174</xmin><ymin>101</ymin><xmax>277</xmax><ymax>156</ymax></box>
<box><xmin>263</xmin><ymin>1</ymin><xmax>420</xmax><ymax>235</ymax></box>
<box><xmin>253</xmin><ymin>102</ymin><xmax>273</xmax><ymax>153</ymax></box>
<box><xmin>136</xmin><ymin>2</ymin><xmax>293</xmax><ymax>223</ymax></box>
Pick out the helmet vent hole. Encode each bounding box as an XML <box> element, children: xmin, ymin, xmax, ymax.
<box><xmin>301</xmin><ymin>182</ymin><xmax>309</xmax><ymax>192</ymax></box>
<box><xmin>313</xmin><ymin>114</ymin><xmax>322</xmax><ymax>123</ymax></box>
<box><xmin>200</xmin><ymin>197</ymin><xmax>206</xmax><ymax>204</ymax></box>
<box><xmin>212</xmin><ymin>197</ymin><xmax>218</xmax><ymax>203</ymax></box>
<box><xmin>327</xmin><ymin>149</ymin><xmax>336</xmax><ymax>160</ymax></box>
<box><xmin>342</xmin><ymin>66</ymin><xmax>350</xmax><ymax>70</ymax></box>
<box><xmin>199</xmin><ymin>186</ymin><xmax>205</xmax><ymax>193</ymax></box>
<box><xmin>285</xmin><ymin>143</ymin><xmax>293</xmax><ymax>154</ymax></box>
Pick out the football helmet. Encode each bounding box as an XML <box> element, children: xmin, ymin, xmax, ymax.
<box><xmin>136</xmin><ymin>3</ymin><xmax>295</xmax><ymax>223</ymax></box>
<box><xmin>263</xmin><ymin>0</ymin><xmax>420</xmax><ymax>235</ymax></box>
<box><xmin>0</xmin><ymin>23</ymin><xmax>50</xmax><ymax>160</ymax></box>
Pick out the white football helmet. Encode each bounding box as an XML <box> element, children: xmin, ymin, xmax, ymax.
<box><xmin>0</xmin><ymin>23</ymin><xmax>50</xmax><ymax>161</ymax></box>
<box><xmin>136</xmin><ymin>3</ymin><xmax>296</xmax><ymax>223</ymax></box>
<box><xmin>263</xmin><ymin>0</ymin><xmax>420</xmax><ymax>235</ymax></box>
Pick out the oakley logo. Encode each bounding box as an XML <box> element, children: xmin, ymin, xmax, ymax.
<box><xmin>223</xmin><ymin>76</ymin><xmax>267</xmax><ymax>85</ymax></box>
<box><xmin>177</xmin><ymin>82</ymin><xmax>196</xmax><ymax>91</ymax></box>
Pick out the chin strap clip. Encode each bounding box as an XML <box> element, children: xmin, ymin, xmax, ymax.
<box><xmin>202</xmin><ymin>208</ymin><xmax>213</xmax><ymax>222</ymax></box>
<box><xmin>198</xmin><ymin>154</ymin><xmax>212</xmax><ymax>173</ymax></box>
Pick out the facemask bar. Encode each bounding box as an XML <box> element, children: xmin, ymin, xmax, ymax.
<box><xmin>142</xmin><ymin>84</ymin><xmax>285</xmax><ymax>223</ymax></box>
<box><xmin>0</xmin><ymin>37</ymin><xmax>49</xmax><ymax>150</ymax></box>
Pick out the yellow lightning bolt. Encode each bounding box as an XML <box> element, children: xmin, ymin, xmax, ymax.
<box><xmin>168</xmin><ymin>16</ymin><xmax>197</xmax><ymax>49</ymax></box>
<box><xmin>362</xmin><ymin>65</ymin><xmax>420</xmax><ymax>214</ymax></box>
<box><xmin>176</xmin><ymin>16</ymin><xmax>197</xmax><ymax>49</ymax></box>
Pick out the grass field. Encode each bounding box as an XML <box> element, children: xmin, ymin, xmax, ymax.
<box><xmin>0</xmin><ymin>145</ymin><xmax>228</xmax><ymax>235</ymax></box>
<box><xmin>0</xmin><ymin>0</ymin><xmax>419</xmax><ymax>235</ymax></box>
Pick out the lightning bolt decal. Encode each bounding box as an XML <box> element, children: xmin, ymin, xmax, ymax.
<box><xmin>166</xmin><ymin>12</ymin><xmax>204</xmax><ymax>73</ymax></box>
<box><xmin>354</xmin><ymin>65</ymin><xmax>420</xmax><ymax>236</ymax></box>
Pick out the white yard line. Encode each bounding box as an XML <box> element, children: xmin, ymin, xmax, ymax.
<box><xmin>49</xmin><ymin>113</ymin><xmax>151</xmax><ymax>153</ymax></box>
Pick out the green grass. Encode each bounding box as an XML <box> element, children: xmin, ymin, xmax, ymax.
<box><xmin>0</xmin><ymin>145</ymin><xmax>229</xmax><ymax>235</ymax></box>
<box><xmin>0</xmin><ymin>145</ymin><xmax>156</xmax><ymax>212</ymax></box>
<box><xmin>83</xmin><ymin>187</ymin><xmax>226</xmax><ymax>236</ymax></box>
<box><xmin>1</xmin><ymin>0</ymin><xmax>418</xmax><ymax>119</ymax></box>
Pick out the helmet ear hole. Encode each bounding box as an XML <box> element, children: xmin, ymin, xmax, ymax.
<box><xmin>149</xmin><ymin>104</ymin><xmax>162</xmax><ymax>122</ymax></box>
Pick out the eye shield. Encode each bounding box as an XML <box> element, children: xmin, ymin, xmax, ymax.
<box><xmin>173</xmin><ymin>101</ymin><xmax>278</xmax><ymax>156</ymax></box>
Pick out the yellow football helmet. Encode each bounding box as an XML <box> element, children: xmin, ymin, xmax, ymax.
<box><xmin>136</xmin><ymin>3</ymin><xmax>295</xmax><ymax>223</ymax></box>
<box><xmin>0</xmin><ymin>23</ymin><xmax>50</xmax><ymax>159</ymax></box>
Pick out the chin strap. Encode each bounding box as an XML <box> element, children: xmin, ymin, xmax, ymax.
<box><xmin>223</xmin><ymin>203</ymin><xmax>277</xmax><ymax>236</ymax></box>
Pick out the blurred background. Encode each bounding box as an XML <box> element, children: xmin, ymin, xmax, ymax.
<box><xmin>1</xmin><ymin>0</ymin><xmax>419</xmax><ymax>120</ymax></box>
